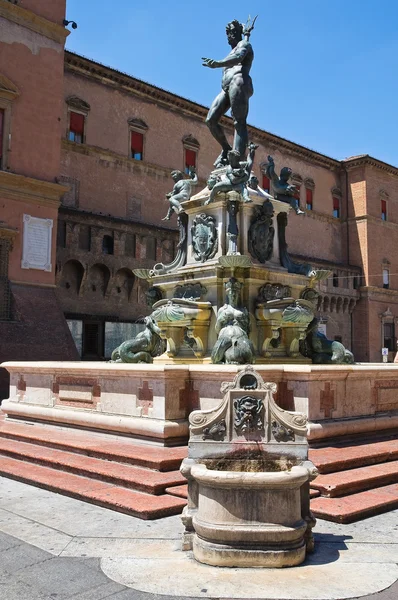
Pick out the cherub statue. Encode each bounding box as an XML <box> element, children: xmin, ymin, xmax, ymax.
<box><xmin>247</xmin><ymin>174</ymin><xmax>274</xmax><ymax>200</ymax></box>
<box><xmin>264</xmin><ymin>155</ymin><xmax>304</xmax><ymax>215</ymax></box>
<box><xmin>204</xmin><ymin>142</ymin><xmax>258</xmax><ymax>205</ymax></box>
<box><xmin>162</xmin><ymin>168</ymin><xmax>198</xmax><ymax>221</ymax></box>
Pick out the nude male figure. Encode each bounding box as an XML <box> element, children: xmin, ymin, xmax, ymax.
<box><xmin>202</xmin><ymin>18</ymin><xmax>256</xmax><ymax>168</ymax></box>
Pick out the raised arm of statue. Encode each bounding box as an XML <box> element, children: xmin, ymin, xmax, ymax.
<box><xmin>189</xmin><ymin>168</ymin><xmax>198</xmax><ymax>186</ymax></box>
<box><xmin>265</xmin><ymin>155</ymin><xmax>278</xmax><ymax>185</ymax></box>
<box><xmin>245</xmin><ymin>142</ymin><xmax>258</xmax><ymax>176</ymax></box>
<box><xmin>202</xmin><ymin>41</ymin><xmax>250</xmax><ymax>69</ymax></box>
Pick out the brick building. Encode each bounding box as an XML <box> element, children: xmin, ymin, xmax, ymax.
<box><xmin>0</xmin><ymin>0</ymin><xmax>397</xmax><ymax>385</ymax></box>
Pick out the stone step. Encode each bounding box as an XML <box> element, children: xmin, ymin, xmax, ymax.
<box><xmin>0</xmin><ymin>420</ymin><xmax>187</xmax><ymax>471</ymax></box>
<box><xmin>310</xmin><ymin>483</ymin><xmax>398</xmax><ymax>523</ymax></box>
<box><xmin>165</xmin><ymin>484</ymin><xmax>188</xmax><ymax>499</ymax></box>
<box><xmin>309</xmin><ymin>439</ymin><xmax>398</xmax><ymax>474</ymax></box>
<box><xmin>0</xmin><ymin>455</ymin><xmax>186</xmax><ymax>519</ymax></box>
<box><xmin>0</xmin><ymin>438</ymin><xmax>185</xmax><ymax>495</ymax></box>
<box><xmin>311</xmin><ymin>461</ymin><xmax>398</xmax><ymax>497</ymax></box>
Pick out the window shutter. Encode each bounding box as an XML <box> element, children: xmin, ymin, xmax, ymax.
<box><xmin>333</xmin><ymin>197</ymin><xmax>340</xmax><ymax>210</ymax></box>
<box><xmin>70</xmin><ymin>111</ymin><xmax>84</xmax><ymax>135</ymax></box>
<box><xmin>131</xmin><ymin>131</ymin><xmax>143</xmax><ymax>153</ymax></box>
<box><xmin>0</xmin><ymin>109</ymin><xmax>4</xmax><ymax>159</ymax></box>
<box><xmin>262</xmin><ymin>175</ymin><xmax>270</xmax><ymax>191</ymax></box>
<box><xmin>306</xmin><ymin>188</ymin><xmax>313</xmax><ymax>206</ymax></box>
<box><xmin>185</xmin><ymin>148</ymin><xmax>196</xmax><ymax>169</ymax></box>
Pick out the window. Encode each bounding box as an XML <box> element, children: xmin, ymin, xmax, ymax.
<box><xmin>146</xmin><ymin>237</ymin><xmax>157</xmax><ymax>260</ymax></box>
<box><xmin>0</xmin><ymin>108</ymin><xmax>4</xmax><ymax>169</ymax></box>
<box><xmin>131</xmin><ymin>131</ymin><xmax>144</xmax><ymax>160</ymax></box>
<box><xmin>306</xmin><ymin>188</ymin><xmax>313</xmax><ymax>210</ymax></box>
<box><xmin>383</xmin><ymin>322</ymin><xmax>395</xmax><ymax>352</ymax></box>
<box><xmin>184</xmin><ymin>148</ymin><xmax>197</xmax><ymax>174</ymax></box>
<box><xmin>125</xmin><ymin>234</ymin><xmax>136</xmax><ymax>257</ymax></box>
<box><xmin>333</xmin><ymin>197</ymin><xmax>340</xmax><ymax>218</ymax></box>
<box><xmin>69</xmin><ymin>111</ymin><xmax>85</xmax><ymax>143</ymax></box>
<box><xmin>57</xmin><ymin>221</ymin><xmax>66</xmax><ymax>248</ymax></box>
<box><xmin>102</xmin><ymin>235</ymin><xmax>114</xmax><ymax>255</ymax></box>
<box><xmin>381</xmin><ymin>199</ymin><xmax>387</xmax><ymax>221</ymax></box>
<box><xmin>262</xmin><ymin>174</ymin><xmax>271</xmax><ymax>193</ymax></box>
<box><xmin>383</xmin><ymin>268</ymin><xmax>390</xmax><ymax>289</ymax></box>
<box><xmin>78</xmin><ymin>225</ymin><xmax>91</xmax><ymax>251</ymax></box>
<box><xmin>332</xmin><ymin>273</ymin><xmax>339</xmax><ymax>287</ymax></box>
<box><xmin>293</xmin><ymin>184</ymin><xmax>301</xmax><ymax>204</ymax></box>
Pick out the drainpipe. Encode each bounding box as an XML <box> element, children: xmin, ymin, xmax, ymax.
<box><xmin>344</xmin><ymin>166</ymin><xmax>355</xmax><ymax>352</ymax></box>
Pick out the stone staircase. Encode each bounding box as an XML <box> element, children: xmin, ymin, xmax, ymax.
<box><xmin>0</xmin><ymin>418</ymin><xmax>187</xmax><ymax>520</ymax></box>
<box><xmin>309</xmin><ymin>436</ymin><xmax>398</xmax><ymax>523</ymax></box>
<box><xmin>0</xmin><ymin>417</ymin><xmax>397</xmax><ymax>523</ymax></box>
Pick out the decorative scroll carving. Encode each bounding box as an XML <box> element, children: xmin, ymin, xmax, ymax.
<box><xmin>202</xmin><ymin>419</ymin><xmax>227</xmax><ymax>441</ymax></box>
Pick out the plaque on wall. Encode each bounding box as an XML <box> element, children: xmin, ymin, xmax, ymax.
<box><xmin>21</xmin><ymin>214</ymin><xmax>53</xmax><ymax>272</ymax></box>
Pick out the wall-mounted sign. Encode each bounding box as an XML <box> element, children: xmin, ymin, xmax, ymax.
<box><xmin>21</xmin><ymin>214</ymin><xmax>53</xmax><ymax>272</ymax></box>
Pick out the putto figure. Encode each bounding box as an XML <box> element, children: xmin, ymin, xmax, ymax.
<box><xmin>202</xmin><ymin>17</ymin><xmax>256</xmax><ymax>167</ymax></box>
<box><xmin>162</xmin><ymin>168</ymin><xmax>198</xmax><ymax>221</ymax></box>
<box><xmin>205</xmin><ymin>142</ymin><xmax>258</xmax><ymax>205</ymax></box>
<box><xmin>265</xmin><ymin>155</ymin><xmax>304</xmax><ymax>215</ymax></box>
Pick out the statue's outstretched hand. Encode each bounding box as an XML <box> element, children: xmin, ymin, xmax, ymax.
<box><xmin>202</xmin><ymin>57</ymin><xmax>219</xmax><ymax>68</ymax></box>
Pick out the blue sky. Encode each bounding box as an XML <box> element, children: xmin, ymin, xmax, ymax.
<box><xmin>65</xmin><ymin>0</ymin><xmax>398</xmax><ymax>165</ymax></box>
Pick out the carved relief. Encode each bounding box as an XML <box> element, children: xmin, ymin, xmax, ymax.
<box><xmin>202</xmin><ymin>419</ymin><xmax>227</xmax><ymax>441</ymax></box>
<box><xmin>271</xmin><ymin>420</ymin><xmax>295</xmax><ymax>442</ymax></box>
<box><xmin>191</xmin><ymin>213</ymin><xmax>218</xmax><ymax>262</ymax></box>
<box><xmin>234</xmin><ymin>395</ymin><xmax>264</xmax><ymax>433</ymax></box>
<box><xmin>257</xmin><ymin>283</ymin><xmax>291</xmax><ymax>303</ymax></box>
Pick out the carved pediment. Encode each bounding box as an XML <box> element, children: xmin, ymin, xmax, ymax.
<box><xmin>0</xmin><ymin>73</ymin><xmax>19</xmax><ymax>100</ymax></box>
<box><xmin>379</xmin><ymin>189</ymin><xmax>390</xmax><ymax>200</ymax></box>
<box><xmin>304</xmin><ymin>177</ymin><xmax>315</xmax><ymax>190</ymax></box>
<box><xmin>66</xmin><ymin>95</ymin><xmax>90</xmax><ymax>112</ymax></box>
<box><xmin>182</xmin><ymin>133</ymin><xmax>200</xmax><ymax>149</ymax></box>
<box><xmin>331</xmin><ymin>186</ymin><xmax>342</xmax><ymax>198</ymax></box>
<box><xmin>127</xmin><ymin>117</ymin><xmax>148</xmax><ymax>131</ymax></box>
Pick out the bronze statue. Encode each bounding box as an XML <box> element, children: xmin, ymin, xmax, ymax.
<box><xmin>162</xmin><ymin>168</ymin><xmax>198</xmax><ymax>221</ymax></box>
<box><xmin>204</xmin><ymin>142</ymin><xmax>258</xmax><ymax>205</ymax></box>
<box><xmin>265</xmin><ymin>155</ymin><xmax>304</xmax><ymax>215</ymax></box>
<box><xmin>202</xmin><ymin>17</ymin><xmax>256</xmax><ymax>167</ymax></box>
<box><xmin>211</xmin><ymin>278</ymin><xmax>254</xmax><ymax>364</ymax></box>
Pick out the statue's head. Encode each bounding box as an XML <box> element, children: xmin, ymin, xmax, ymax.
<box><xmin>227</xmin><ymin>149</ymin><xmax>241</xmax><ymax>168</ymax></box>
<box><xmin>171</xmin><ymin>170</ymin><xmax>184</xmax><ymax>182</ymax></box>
<box><xmin>280</xmin><ymin>166</ymin><xmax>292</xmax><ymax>182</ymax></box>
<box><xmin>226</xmin><ymin>277</ymin><xmax>242</xmax><ymax>307</ymax></box>
<box><xmin>226</xmin><ymin>20</ymin><xmax>243</xmax><ymax>46</ymax></box>
<box><xmin>248</xmin><ymin>175</ymin><xmax>259</xmax><ymax>189</ymax></box>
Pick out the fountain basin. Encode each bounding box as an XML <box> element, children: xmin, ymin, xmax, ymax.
<box><xmin>191</xmin><ymin>462</ymin><xmax>310</xmax><ymax>568</ymax></box>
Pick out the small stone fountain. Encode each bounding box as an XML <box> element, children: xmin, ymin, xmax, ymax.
<box><xmin>180</xmin><ymin>365</ymin><xmax>318</xmax><ymax>568</ymax></box>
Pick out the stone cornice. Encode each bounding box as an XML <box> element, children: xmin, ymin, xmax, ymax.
<box><xmin>61</xmin><ymin>138</ymin><xmax>208</xmax><ymax>186</ymax></box>
<box><xmin>343</xmin><ymin>155</ymin><xmax>398</xmax><ymax>178</ymax></box>
<box><xmin>59</xmin><ymin>205</ymin><xmax>179</xmax><ymax>235</ymax></box>
<box><xmin>0</xmin><ymin>0</ymin><xmax>69</xmax><ymax>44</ymax></box>
<box><xmin>64</xmin><ymin>51</ymin><xmax>341</xmax><ymax>171</ymax></box>
<box><xmin>347</xmin><ymin>214</ymin><xmax>398</xmax><ymax>229</ymax></box>
<box><xmin>360</xmin><ymin>286</ymin><xmax>398</xmax><ymax>299</ymax></box>
<box><xmin>0</xmin><ymin>171</ymin><xmax>67</xmax><ymax>208</ymax></box>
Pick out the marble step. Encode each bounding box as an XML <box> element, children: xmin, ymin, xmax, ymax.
<box><xmin>309</xmin><ymin>439</ymin><xmax>398</xmax><ymax>474</ymax></box>
<box><xmin>0</xmin><ymin>455</ymin><xmax>186</xmax><ymax>519</ymax></box>
<box><xmin>311</xmin><ymin>461</ymin><xmax>398</xmax><ymax>497</ymax></box>
<box><xmin>0</xmin><ymin>437</ymin><xmax>186</xmax><ymax>495</ymax></box>
<box><xmin>310</xmin><ymin>483</ymin><xmax>398</xmax><ymax>523</ymax></box>
<box><xmin>0</xmin><ymin>420</ymin><xmax>187</xmax><ymax>471</ymax></box>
